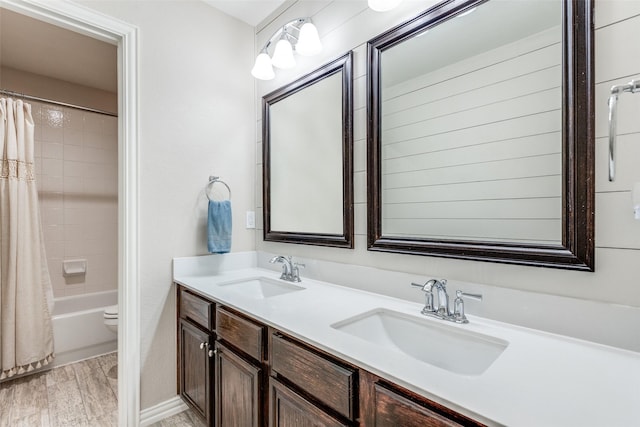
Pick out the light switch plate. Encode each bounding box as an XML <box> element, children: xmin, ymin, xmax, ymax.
<box><xmin>246</xmin><ymin>211</ymin><xmax>256</xmax><ymax>229</ymax></box>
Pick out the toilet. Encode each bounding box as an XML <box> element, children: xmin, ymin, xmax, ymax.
<box><xmin>103</xmin><ymin>304</ymin><xmax>118</xmax><ymax>334</ymax></box>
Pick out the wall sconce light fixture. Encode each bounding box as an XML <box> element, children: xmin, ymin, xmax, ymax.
<box><xmin>368</xmin><ymin>0</ymin><xmax>402</xmax><ymax>12</ymax></box>
<box><xmin>251</xmin><ymin>18</ymin><xmax>322</xmax><ymax>81</ymax></box>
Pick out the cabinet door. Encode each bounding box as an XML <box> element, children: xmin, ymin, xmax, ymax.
<box><xmin>269</xmin><ymin>378</ymin><xmax>348</xmax><ymax>427</ymax></box>
<box><xmin>215</xmin><ymin>342</ymin><xmax>262</xmax><ymax>427</ymax></box>
<box><xmin>179</xmin><ymin>319</ymin><xmax>214</xmax><ymax>425</ymax></box>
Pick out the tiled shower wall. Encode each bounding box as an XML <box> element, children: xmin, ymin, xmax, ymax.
<box><xmin>32</xmin><ymin>101</ymin><xmax>118</xmax><ymax>298</ymax></box>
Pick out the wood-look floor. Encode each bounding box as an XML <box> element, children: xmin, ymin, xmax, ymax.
<box><xmin>0</xmin><ymin>352</ymin><xmax>118</xmax><ymax>426</ymax></box>
<box><xmin>148</xmin><ymin>410</ymin><xmax>206</xmax><ymax>427</ymax></box>
<box><xmin>0</xmin><ymin>353</ymin><xmax>202</xmax><ymax>427</ymax></box>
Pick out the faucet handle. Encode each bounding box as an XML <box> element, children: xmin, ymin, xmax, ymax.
<box><xmin>453</xmin><ymin>290</ymin><xmax>483</xmax><ymax>323</ymax></box>
<box><xmin>411</xmin><ymin>282</ymin><xmax>429</xmax><ymax>291</ymax></box>
<box><xmin>411</xmin><ymin>282</ymin><xmax>435</xmax><ymax>313</ymax></box>
<box><xmin>457</xmin><ymin>290</ymin><xmax>482</xmax><ymax>301</ymax></box>
<box><xmin>291</xmin><ymin>262</ymin><xmax>305</xmax><ymax>282</ymax></box>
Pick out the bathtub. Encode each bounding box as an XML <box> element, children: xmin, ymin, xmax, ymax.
<box><xmin>51</xmin><ymin>290</ymin><xmax>117</xmax><ymax>367</ymax></box>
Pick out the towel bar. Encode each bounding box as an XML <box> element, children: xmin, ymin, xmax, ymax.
<box><xmin>608</xmin><ymin>79</ymin><xmax>640</xmax><ymax>182</ymax></box>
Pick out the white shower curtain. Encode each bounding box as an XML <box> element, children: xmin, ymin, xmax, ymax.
<box><xmin>0</xmin><ymin>98</ymin><xmax>55</xmax><ymax>380</ymax></box>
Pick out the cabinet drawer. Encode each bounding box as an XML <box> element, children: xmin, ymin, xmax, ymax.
<box><xmin>270</xmin><ymin>377</ymin><xmax>348</xmax><ymax>427</ymax></box>
<box><xmin>216</xmin><ymin>306</ymin><xmax>265</xmax><ymax>362</ymax></box>
<box><xmin>270</xmin><ymin>333</ymin><xmax>356</xmax><ymax>421</ymax></box>
<box><xmin>372</xmin><ymin>382</ymin><xmax>486</xmax><ymax>427</ymax></box>
<box><xmin>179</xmin><ymin>288</ymin><xmax>213</xmax><ymax>331</ymax></box>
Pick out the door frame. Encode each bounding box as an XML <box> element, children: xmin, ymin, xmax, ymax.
<box><xmin>1</xmin><ymin>0</ymin><xmax>140</xmax><ymax>425</ymax></box>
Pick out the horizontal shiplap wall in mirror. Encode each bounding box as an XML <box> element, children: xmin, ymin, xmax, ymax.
<box><xmin>381</xmin><ymin>26</ymin><xmax>562</xmax><ymax>243</ymax></box>
<box><xmin>255</xmin><ymin>0</ymin><xmax>640</xmax><ymax>341</ymax></box>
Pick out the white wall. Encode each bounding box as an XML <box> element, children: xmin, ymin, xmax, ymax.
<box><xmin>74</xmin><ymin>0</ymin><xmax>256</xmax><ymax>410</ymax></box>
<box><xmin>256</xmin><ymin>1</ymin><xmax>640</xmax><ymax>347</ymax></box>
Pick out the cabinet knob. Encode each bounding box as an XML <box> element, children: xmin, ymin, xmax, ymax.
<box><xmin>199</xmin><ymin>342</ymin><xmax>206</xmax><ymax>350</ymax></box>
<box><xmin>208</xmin><ymin>349</ymin><xmax>215</xmax><ymax>357</ymax></box>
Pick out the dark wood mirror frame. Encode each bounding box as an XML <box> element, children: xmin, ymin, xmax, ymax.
<box><xmin>263</xmin><ymin>52</ymin><xmax>354</xmax><ymax>248</ymax></box>
<box><xmin>367</xmin><ymin>0</ymin><xmax>594</xmax><ymax>270</ymax></box>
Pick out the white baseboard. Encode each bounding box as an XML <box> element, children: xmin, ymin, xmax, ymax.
<box><xmin>139</xmin><ymin>395</ymin><xmax>188</xmax><ymax>426</ymax></box>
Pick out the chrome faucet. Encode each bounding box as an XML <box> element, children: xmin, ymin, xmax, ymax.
<box><xmin>432</xmin><ymin>279</ymin><xmax>450</xmax><ymax>317</ymax></box>
<box><xmin>269</xmin><ymin>255</ymin><xmax>305</xmax><ymax>282</ymax></box>
<box><xmin>411</xmin><ymin>279</ymin><xmax>482</xmax><ymax>324</ymax></box>
<box><xmin>270</xmin><ymin>255</ymin><xmax>292</xmax><ymax>279</ymax></box>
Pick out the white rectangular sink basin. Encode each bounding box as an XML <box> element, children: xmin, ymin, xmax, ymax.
<box><xmin>332</xmin><ymin>308</ymin><xmax>508</xmax><ymax>376</ymax></box>
<box><xmin>218</xmin><ymin>277</ymin><xmax>304</xmax><ymax>299</ymax></box>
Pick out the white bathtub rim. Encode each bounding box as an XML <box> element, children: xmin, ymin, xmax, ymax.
<box><xmin>52</xmin><ymin>289</ymin><xmax>118</xmax><ymax>316</ymax></box>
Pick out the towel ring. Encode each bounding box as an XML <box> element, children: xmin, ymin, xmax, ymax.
<box><xmin>206</xmin><ymin>176</ymin><xmax>231</xmax><ymax>201</ymax></box>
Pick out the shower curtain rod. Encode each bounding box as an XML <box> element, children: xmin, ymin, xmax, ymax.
<box><xmin>0</xmin><ymin>89</ymin><xmax>118</xmax><ymax>118</ymax></box>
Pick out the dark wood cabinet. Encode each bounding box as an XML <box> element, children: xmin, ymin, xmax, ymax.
<box><xmin>178</xmin><ymin>287</ymin><xmax>216</xmax><ymax>426</ymax></box>
<box><xmin>214</xmin><ymin>305</ymin><xmax>267</xmax><ymax>427</ymax></box>
<box><xmin>179</xmin><ymin>319</ymin><xmax>214</xmax><ymax>424</ymax></box>
<box><xmin>176</xmin><ymin>283</ymin><xmax>486</xmax><ymax>427</ymax></box>
<box><xmin>215</xmin><ymin>341</ymin><xmax>262</xmax><ymax>427</ymax></box>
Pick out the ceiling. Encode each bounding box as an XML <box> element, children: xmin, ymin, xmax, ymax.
<box><xmin>202</xmin><ymin>0</ymin><xmax>286</xmax><ymax>27</ymax></box>
<box><xmin>0</xmin><ymin>1</ymin><xmax>284</xmax><ymax>94</ymax></box>
<box><xmin>0</xmin><ymin>8</ymin><xmax>118</xmax><ymax>93</ymax></box>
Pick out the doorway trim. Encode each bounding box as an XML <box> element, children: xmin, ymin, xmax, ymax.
<box><xmin>1</xmin><ymin>0</ymin><xmax>140</xmax><ymax>425</ymax></box>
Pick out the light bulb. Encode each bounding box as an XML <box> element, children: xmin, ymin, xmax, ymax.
<box><xmin>368</xmin><ymin>0</ymin><xmax>402</xmax><ymax>12</ymax></box>
<box><xmin>296</xmin><ymin>22</ymin><xmax>322</xmax><ymax>56</ymax></box>
<box><xmin>271</xmin><ymin>38</ymin><xmax>296</xmax><ymax>69</ymax></box>
<box><xmin>251</xmin><ymin>52</ymin><xmax>275</xmax><ymax>80</ymax></box>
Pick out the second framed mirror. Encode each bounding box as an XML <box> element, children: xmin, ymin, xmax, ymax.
<box><xmin>367</xmin><ymin>0</ymin><xmax>594</xmax><ymax>270</ymax></box>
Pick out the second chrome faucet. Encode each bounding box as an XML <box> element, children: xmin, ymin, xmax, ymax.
<box><xmin>269</xmin><ymin>255</ymin><xmax>305</xmax><ymax>282</ymax></box>
<box><xmin>411</xmin><ymin>279</ymin><xmax>482</xmax><ymax>324</ymax></box>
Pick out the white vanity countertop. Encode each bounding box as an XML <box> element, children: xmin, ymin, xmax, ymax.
<box><xmin>174</xmin><ymin>267</ymin><xmax>640</xmax><ymax>427</ymax></box>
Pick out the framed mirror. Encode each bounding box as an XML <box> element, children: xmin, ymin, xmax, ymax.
<box><xmin>263</xmin><ymin>52</ymin><xmax>354</xmax><ymax>248</ymax></box>
<box><xmin>367</xmin><ymin>0</ymin><xmax>594</xmax><ymax>270</ymax></box>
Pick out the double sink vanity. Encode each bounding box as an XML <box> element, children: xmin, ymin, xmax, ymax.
<box><xmin>173</xmin><ymin>0</ymin><xmax>640</xmax><ymax>424</ymax></box>
<box><xmin>174</xmin><ymin>254</ymin><xmax>640</xmax><ymax>427</ymax></box>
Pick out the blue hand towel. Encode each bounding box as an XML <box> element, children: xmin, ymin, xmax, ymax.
<box><xmin>207</xmin><ymin>200</ymin><xmax>232</xmax><ymax>254</ymax></box>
